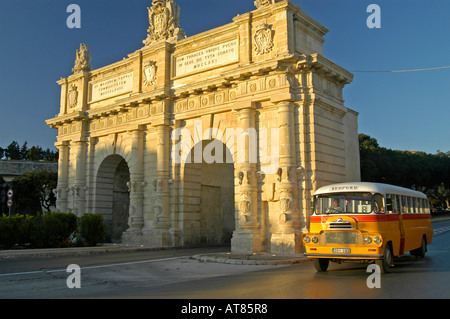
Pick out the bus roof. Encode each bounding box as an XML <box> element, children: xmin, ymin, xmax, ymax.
<box><xmin>313</xmin><ymin>182</ymin><xmax>427</xmax><ymax>199</ymax></box>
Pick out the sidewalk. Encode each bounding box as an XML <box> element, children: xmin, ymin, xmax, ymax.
<box><xmin>192</xmin><ymin>252</ymin><xmax>310</xmax><ymax>265</ymax></box>
<box><xmin>0</xmin><ymin>244</ymin><xmax>310</xmax><ymax>265</ymax></box>
<box><xmin>0</xmin><ymin>244</ymin><xmax>155</xmax><ymax>260</ymax></box>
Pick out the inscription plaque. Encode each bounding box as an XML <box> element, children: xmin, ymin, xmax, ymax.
<box><xmin>90</xmin><ymin>72</ymin><xmax>133</xmax><ymax>102</ymax></box>
<box><xmin>174</xmin><ymin>39</ymin><xmax>239</xmax><ymax>77</ymax></box>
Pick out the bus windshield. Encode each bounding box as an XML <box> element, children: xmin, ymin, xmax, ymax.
<box><xmin>314</xmin><ymin>192</ymin><xmax>385</xmax><ymax>215</ymax></box>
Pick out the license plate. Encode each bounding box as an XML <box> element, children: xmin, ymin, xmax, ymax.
<box><xmin>332</xmin><ymin>248</ymin><xmax>351</xmax><ymax>254</ymax></box>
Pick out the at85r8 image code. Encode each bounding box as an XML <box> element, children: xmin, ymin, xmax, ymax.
<box><xmin>180</xmin><ymin>303</ymin><xmax>268</xmax><ymax>316</ymax></box>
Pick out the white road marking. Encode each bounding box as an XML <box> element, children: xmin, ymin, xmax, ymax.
<box><xmin>0</xmin><ymin>256</ymin><xmax>190</xmax><ymax>278</ymax></box>
<box><xmin>433</xmin><ymin>226</ymin><xmax>450</xmax><ymax>235</ymax></box>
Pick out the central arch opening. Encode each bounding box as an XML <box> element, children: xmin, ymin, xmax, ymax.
<box><xmin>96</xmin><ymin>155</ymin><xmax>130</xmax><ymax>242</ymax></box>
<box><xmin>183</xmin><ymin>140</ymin><xmax>235</xmax><ymax>244</ymax></box>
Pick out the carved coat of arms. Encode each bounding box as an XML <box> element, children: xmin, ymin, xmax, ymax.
<box><xmin>68</xmin><ymin>84</ymin><xmax>78</xmax><ymax>108</ymax></box>
<box><xmin>143</xmin><ymin>0</ymin><xmax>185</xmax><ymax>46</ymax></box>
<box><xmin>143</xmin><ymin>61</ymin><xmax>157</xmax><ymax>86</ymax></box>
<box><xmin>254</xmin><ymin>23</ymin><xmax>274</xmax><ymax>55</ymax></box>
<box><xmin>254</xmin><ymin>0</ymin><xmax>280</xmax><ymax>9</ymax></box>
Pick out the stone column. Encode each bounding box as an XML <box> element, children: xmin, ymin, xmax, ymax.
<box><xmin>73</xmin><ymin>140</ymin><xmax>87</xmax><ymax>217</ymax></box>
<box><xmin>55</xmin><ymin>141</ymin><xmax>69</xmax><ymax>212</ymax></box>
<box><xmin>170</xmin><ymin>120</ymin><xmax>182</xmax><ymax>246</ymax></box>
<box><xmin>153</xmin><ymin>124</ymin><xmax>170</xmax><ymax>245</ymax></box>
<box><xmin>125</xmin><ymin>127</ymin><xmax>145</xmax><ymax>235</ymax></box>
<box><xmin>271</xmin><ymin>101</ymin><xmax>302</xmax><ymax>254</ymax></box>
<box><xmin>231</xmin><ymin>104</ymin><xmax>264</xmax><ymax>254</ymax></box>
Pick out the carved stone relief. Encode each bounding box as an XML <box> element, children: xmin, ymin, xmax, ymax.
<box><xmin>72</xmin><ymin>43</ymin><xmax>91</xmax><ymax>73</ymax></box>
<box><xmin>254</xmin><ymin>0</ymin><xmax>281</xmax><ymax>9</ymax></box>
<box><xmin>68</xmin><ymin>84</ymin><xmax>78</xmax><ymax>108</ymax></box>
<box><xmin>254</xmin><ymin>23</ymin><xmax>274</xmax><ymax>55</ymax></box>
<box><xmin>143</xmin><ymin>0</ymin><xmax>185</xmax><ymax>46</ymax></box>
<box><xmin>143</xmin><ymin>60</ymin><xmax>157</xmax><ymax>86</ymax></box>
<box><xmin>239</xmin><ymin>192</ymin><xmax>252</xmax><ymax>225</ymax></box>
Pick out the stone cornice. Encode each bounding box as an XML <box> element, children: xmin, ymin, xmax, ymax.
<box><xmin>297</xmin><ymin>53</ymin><xmax>354</xmax><ymax>85</ymax></box>
<box><xmin>46</xmin><ymin>111</ymin><xmax>85</xmax><ymax>128</ymax></box>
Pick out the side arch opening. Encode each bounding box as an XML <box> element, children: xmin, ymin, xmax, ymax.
<box><xmin>95</xmin><ymin>154</ymin><xmax>130</xmax><ymax>242</ymax></box>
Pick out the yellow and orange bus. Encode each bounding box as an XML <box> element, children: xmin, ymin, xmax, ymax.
<box><xmin>303</xmin><ymin>182</ymin><xmax>433</xmax><ymax>273</ymax></box>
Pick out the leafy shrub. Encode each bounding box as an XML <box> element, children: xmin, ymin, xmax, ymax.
<box><xmin>15</xmin><ymin>214</ymin><xmax>34</xmax><ymax>246</ymax></box>
<box><xmin>0</xmin><ymin>215</ymin><xmax>18</xmax><ymax>249</ymax></box>
<box><xmin>0</xmin><ymin>213</ymin><xmax>79</xmax><ymax>249</ymax></box>
<box><xmin>41</xmin><ymin>213</ymin><xmax>79</xmax><ymax>248</ymax></box>
<box><xmin>77</xmin><ymin>214</ymin><xmax>106</xmax><ymax>246</ymax></box>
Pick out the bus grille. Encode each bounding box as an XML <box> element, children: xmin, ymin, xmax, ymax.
<box><xmin>329</xmin><ymin>221</ymin><xmax>353</xmax><ymax>229</ymax></box>
<box><xmin>324</xmin><ymin>231</ymin><xmax>359</xmax><ymax>245</ymax></box>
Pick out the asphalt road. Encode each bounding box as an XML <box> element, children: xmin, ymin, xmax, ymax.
<box><xmin>1</xmin><ymin>219</ymin><xmax>449</xmax><ymax>301</ymax></box>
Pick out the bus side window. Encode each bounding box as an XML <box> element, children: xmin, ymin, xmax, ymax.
<box><xmin>408</xmin><ymin>197</ymin><xmax>414</xmax><ymax>213</ymax></box>
<box><xmin>401</xmin><ymin>196</ymin><xmax>407</xmax><ymax>213</ymax></box>
<box><xmin>410</xmin><ymin>197</ymin><xmax>417</xmax><ymax>214</ymax></box>
<box><xmin>396</xmin><ymin>196</ymin><xmax>402</xmax><ymax>214</ymax></box>
<box><xmin>417</xmin><ymin>198</ymin><xmax>422</xmax><ymax>213</ymax></box>
<box><xmin>425</xmin><ymin>200</ymin><xmax>431</xmax><ymax>214</ymax></box>
<box><xmin>373</xmin><ymin>194</ymin><xmax>384</xmax><ymax>213</ymax></box>
<box><xmin>386</xmin><ymin>194</ymin><xmax>394</xmax><ymax>214</ymax></box>
<box><xmin>421</xmin><ymin>198</ymin><xmax>429</xmax><ymax>214</ymax></box>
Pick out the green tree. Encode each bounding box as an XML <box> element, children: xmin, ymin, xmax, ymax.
<box><xmin>27</xmin><ymin>145</ymin><xmax>43</xmax><ymax>161</ymax></box>
<box><xmin>1</xmin><ymin>141</ymin><xmax>58</xmax><ymax>162</ymax></box>
<box><xmin>20</xmin><ymin>141</ymin><xmax>28</xmax><ymax>160</ymax></box>
<box><xmin>11</xmin><ymin>169</ymin><xmax>57</xmax><ymax>215</ymax></box>
<box><xmin>359</xmin><ymin>133</ymin><xmax>450</xmax><ymax>207</ymax></box>
<box><xmin>42</xmin><ymin>148</ymin><xmax>59</xmax><ymax>162</ymax></box>
<box><xmin>4</xmin><ymin>141</ymin><xmax>21</xmax><ymax>160</ymax></box>
<box><xmin>359</xmin><ymin>134</ymin><xmax>379</xmax><ymax>150</ymax></box>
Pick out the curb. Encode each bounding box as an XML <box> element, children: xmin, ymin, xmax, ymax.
<box><xmin>192</xmin><ymin>253</ymin><xmax>311</xmax><ymax>265</ymax></box>
<box><xmin>0</xmin><ymin>245</ymin><xmax>312</xmax><ymax>265</ymax></box>
<box><xmin>0</xmin><ymin>245</ymin><xmax>162</xmax><ymax>260</ymax></box>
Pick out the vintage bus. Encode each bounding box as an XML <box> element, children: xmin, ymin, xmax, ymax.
<box><xmin>303</xmin><ymin>182</ymin><xmax>433</xmax><ymax>273</ymax></box>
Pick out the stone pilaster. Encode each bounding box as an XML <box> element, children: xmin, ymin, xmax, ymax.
<box><xmin>55</xmin><ymin>141</ymin><xmax>69</xmax><ymax>212</ymax></box>
<box><xmin>231</xmin><ymin>103</ymin><xmax>264</xmax><ymax>254</ymax></box>
<box><xmin>126</xmin><ymin>127</ymin><xmax>145</xmax><ymax>235</ymax></box>
<box><xmin>72</xmin><ymin>140</ymin><xmax>87</xmax><ymax>217</ymax></box>
<box><xmin>153</xmin><ymin>124</ymin><xmax>171</xmax><ymax>245</ymax></box>
<box><xmin>271</xmin><ymin>101</ymin><xmax>302</xmax><ymax>254</ymax></box>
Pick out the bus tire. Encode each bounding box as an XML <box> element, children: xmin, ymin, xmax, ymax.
<box><xmin>313</xmin><ymin>258</ymin><xmax>329</xmax><ymax>272</ymax></box>
<box><xmin>410</xmin><ymin>236</ymin><xmax>427</xmax><ymax>258</ymax></box>
<box><xmin>376</xmin><ymin>244</ymin><xmax>393</xmax><ymax>273</ymax></box>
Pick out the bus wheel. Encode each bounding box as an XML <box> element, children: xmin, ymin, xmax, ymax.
<box><xmin>410</xmin><ymin>236</ymin><xmax>427</xmax><ymax>258</ymax></box>
<box><xmin>313</xmin><ymin>258</ymin><xmax>329</xmax><ymax>272</ymax></box>
<box><xmin>376</xmin><ymin>244</ymin><xmax>393</xmax><ymax>273</ymax></box>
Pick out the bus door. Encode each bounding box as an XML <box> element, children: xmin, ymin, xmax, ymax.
<box><xmin>388</xmin><ymin>194</ymin><xmax>405</xmax><ymax>256</ymax></box>
<box><xmin>398</xmin><ymin>195</ymin><xmax>406</xmax><ymax>255</ymax></box>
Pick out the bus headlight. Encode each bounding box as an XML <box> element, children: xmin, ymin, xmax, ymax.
<box><xmin>373</xmin><ymin>237</ymin><xmax>381</xmax><ymax>244</ymax></box>
<box><xmin>304</xmin><ymin>236</ymin><xmax>310</xmax><ymax>243</ymax></box>
<box><xmin>364</xmin><ymin>236</ymin><xmax>372</xmax><ymax>244</ymax></box>
<box><xmin>312</xmin><ymin>236</ymin><xmax>319</xmax><ymax>244</ymax></box>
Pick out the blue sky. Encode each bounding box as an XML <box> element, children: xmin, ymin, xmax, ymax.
<box><xmin>0</xmin><ymin>0</ymin><xmax>449</xmax><ymax>154</ymax></box>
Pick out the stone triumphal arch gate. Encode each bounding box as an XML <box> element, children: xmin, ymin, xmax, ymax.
<box><xmin>47</xmin><ymin>0</ymin><xmax>360</xmax><ymax>254</ymax></box>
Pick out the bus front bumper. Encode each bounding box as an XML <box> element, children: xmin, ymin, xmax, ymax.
<box><xmin>303</xmin><ymin>244</ymin><xmax>384</xmax><ymax>260</ymax></box>
<box><xmin>304</xmin><ymin>253</ymin><xmax>384</xmax><ymax>259</ymax></box>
